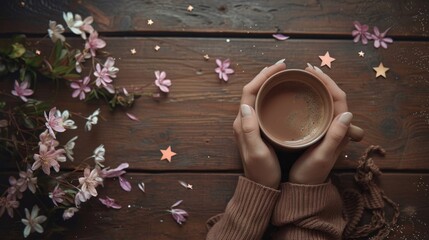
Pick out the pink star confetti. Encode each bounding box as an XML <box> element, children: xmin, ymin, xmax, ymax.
<box><xmin>130</xmin><ymin>48</ymin><xmax>136</xmax><ymax>54</ymax></box>
<box><xmin>319</xmin><ymin>51</ymin><xmax>336</xmax><ymax>68</ymax></box>
<box><xmin>35</xmin><ymin>50</ymin><xmax>41</xmax><ymax>55</ymax></box>
<box><xmin>147</xmin><ymin>19</ymin><xmax>154</xmax><ymax>25</ymax></box>
<box><xmin>358</xmin><ymin>51</ymin><xmax>365</xmax><ymax>57</ymax></box>
<box><xmin>187</xmin><ymin>5</ymin><xmax>194</xmax><ymax>12</ymax></box>
<box><xmin>160</xmin><ymin>146</ymin><xmax>176</xmax><ymax>162</ymax></box>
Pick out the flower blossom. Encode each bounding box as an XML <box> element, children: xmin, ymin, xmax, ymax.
<box><xmin>38</xmin><ymin>130</ymin><xmax>59</xmax><ymax>149</ymax></box>
<box><xmin>71</xmin><ymin>76</ymin><xmax>91</xmax><ymax>100</ymax></box>
<box><xmin>167</xmin><ymin>200</ymin><xmax>189</xmax><ymax>225</ymax></box>
<box><xmin>18</xmin><ymin>169</ymin><xmax>37</xmax><ymax>194</ymax></box>
<box><xmin>352</xmin><ymin>21</ymin><xmax>371</xmax><ymax>45</ymax></box>
<box><xmin>11</xmin><ymin>80</ymin><xmax>34</xmax><ymax>102</ymax></box>
<box><xmin>63</xmin><ymin>207</ymin><xmax>79</xmax><ymax>220</ymax></box>
<box><xmin>215</xmin><ymin>58</ymin><xmax>234</xmax><ymax>82</ymax></box>
<box><xmin>0</xmin><ymin>195</ymin><xmax>19</xmax><ymax>218</ymax></box>
<box><xmin>94</xmin><ymin>57</ymin><xmax>118</xmax><ymax>94</ymax></box>
<box><xmin>21</xmin><ymin>205</ymin><xmax>46</xmax><ymax>238</ymax></box>
<box><xmin>85</xmin><ymin>31</ymin><xmax>106</xmax><ymax>56</ymax></box>
<box><xmin>44</xmin><ymin>107</ymin><xmax>65</xmax><ymax>138</ymax></box>
<box><xmin>63</xmin><ymin>12</ymin><xmax>94</xmax><ymax>39</ymax></box>
<box><xmin>85</xmin><ymin>108</ymin><xmax>100</xmax><ymax>131</ymax></box>
<box><xmin>99</xmin><ymin>196</ymin><xmax>121</xmax><ymax>209</ymax></box>
<box><xmin>154</xmin><ymin>71</ymin><xmax>172</xmax><ymax>93</ymax></box>
<box><xmin>93</xmin><ymin>144</ymin><xmax>106</xmax><ymax>167</ymax></box>
<box><xmin>8</xmin><ymin>176</ymin><xmax>23</xmax><ymax>200</ymax></box>
<box><xmin>371</xmin><ymin>26</ymin><xmax>393</xmax><ymax>49</ymax></box>
<box><xmin>32</xmin><ymin>144</ymin><xmax>66</xmax><ymax>175</ymax></box>
<box><xmin>57</xmin><ymin>109</ymin><xmax>77</xmax><ymax>130</ymax></box>
<box><xmin>47</xmin><ymin>20</ymin><xmax>65</xmax><ymax>43</ymax></box>
<box><xmin>78</xmin><ymin>167</ymin><xmax>103</xmax><ymax>197</ymax></box>
<box><xmin>64</xmin><ymin>136</ymin><xmax>78</xmax><ymax>161</ymax></box>
<box><xmin>74</xmin><ymin>190</ymin><xmax>91</xmax><ymax>207</ymax></box>
<box><xmin>74</xmin><ymin>50</ymin><xmax>91</xmax><ymax>73</ymax></box>
<box><xmin>49</xmin><ymin>184</ymin><xmax>65</xmax><ymax>206</ymax></box>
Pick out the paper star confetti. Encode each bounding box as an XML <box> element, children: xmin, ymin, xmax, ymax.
<box><xmin>203</xmin><ymin>54</ymin><xmax>210</xmax><ymax>60</ymax></box>
<box><xmin>154</xmin><ymin>45</ymin><xmax>160</xmax><ymax>51</ymax></box>
<box><xmin>179</xmin><ymin>180</ymin><xmax>193</xmax><ymax>190</ymax></box>
<box><xmin>319</xmin><ymin>51</ymin><xmax>336</xmax><ymax>68</ymax></box>
<box><xmin>373</xmin><ymin>62</ymin><xmax>389</xmax><ymax>78</ymax></box>
<box><xmin>35</xmin><ymin>50</ymin><xmax>41</xmax><ymax>55</ymax></box>
<box><xmin>187</xmin><ymin>5</ymin><xmax>194</xmax><ymax>12</ymax></box>
<box><xmin>147</xmin><ymin>19</ymin><xmax>154</xmax><ymax>25</ymax></box>
<box><xmin>130</xmin><ymin>48</ymin><xmax>136</xmax><ymax>54</ymax></box>
<box><xmin>358</xmin><ymin>51</ymin><xmax>365</xmax><ymax>57</ymax></box>
<box><xmin>160</xmin><ymin>146</ymin><xmax>176</xmax><ymax>162</ymax></box>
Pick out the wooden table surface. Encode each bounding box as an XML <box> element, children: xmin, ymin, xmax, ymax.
<box><xmin>1</xmin><ymin>0</ymin><xmax>429</xmax><ymax>239</ymax></box>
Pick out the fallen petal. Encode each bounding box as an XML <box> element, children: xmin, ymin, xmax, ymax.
<box><xmin>272</xmin><ymin>33</ymin><xmax>289</xmax><ymax>41</ymax></box>
<box><xmin>126</xmin><ymin>112</ymin><xmax>140</xmax><ymax>121</ymax></box>
<box><xmin>178</xmin><ymin>180</ymin><xmax>188</xmax><ymax>189</ymax></box>
<box><xmin>119</xmin><ymin>176</ymin><xmax>132</xmax><ymax>192</ymax></box>
<box><xmin>138</xmin><ymin>182</ymin><xmax>145</xmax><ymax>193</ymax></box>
<box><xmin>171</xmin><ymin>199</ymin><xmax>183</xmax><ymax>208</ymax></box>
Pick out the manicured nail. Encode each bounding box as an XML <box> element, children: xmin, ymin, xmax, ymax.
<box><xmin>275</xmin><ymin>58</ymin><xmax>285</xmax><ymax>65</ymax></box>
<box><xmin>240</xmin><ymin>104</ymin><xmax>252</xmax><ymax>117</ymax></box>
<box><xmin>307</xmin><ymin>63</ymin><xmax>313</xmax><ymax>69</ymax></box>
<box><xmin>314</xmin><ymin>66</ymin><xmax>324</xmax><ymax>74</ymax></box>
<box><xmin>339</xmin><ymin>112</ymin><xmax>353</xmax><ymax>125</ymax></box>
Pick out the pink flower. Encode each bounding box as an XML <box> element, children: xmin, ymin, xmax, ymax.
<box><xmin>99</xmin><ymin>196</ymin><xmax>121</xmax><ymax>209</ymax></box>
<box><xmin>7</xmin><ymin>176</ymin><xmax>23</xmax><ymax>200</ymax></box>
<box><xmin>215</xmin><ymin>59</ymin><xmax>234</xmax><ymax>82</ymax></box>
<box><xmin>49</xmin><ymin>184</ymin><xmax>65</xmax><ymax>206</ymax></box>
<box><xmin>11</xmin><ymin>80</ymin><xmax>34</xmax><ymax>102</ymax></box>
<box><xmin>18</xmin><ymin>169</ymin><xmax>37</xmax><ymax>193</ymax></box>
<box><xmin>71</xmin><ymin>76</ymin><xmax>91</xmax><ymax>100</ymax></box>
<box><xmin>94</xmin><ymin>57</ymin><xmax>117</xmax><ymax>94</ymax></box>
<box><xmin>85</xmin><ymin>31</ymin><xmax>106</xmax><ymax>56</ymax></box>
<box><xmin>38</xmin><ymin>130</ymin><xmax>59</xmax><ymax>149</ymax></box>
<box><xmin>74</xmin><ymin>50</ymin><xmax>91</xmax><ymax>73</ymax></box>
<box><xmin>352</xmin><ymin>21</ymin><xmax>372</xmax><ymax>45</ymax></box>
<box><xmin>371</xmin><ymin>26</ymin><xmax>393</xmax><ymax>49</ymax></box>
<box><xmin>0</xmin><ymin>195</ymin><xmax>19</xmax><ymax>218</ymax></box>
<box><xmin>167</xmin><ymin>200</ymin><xmax>188</xmax><ymax>225</ymax></box>
<box><xmin>63</xmin><ymin>207</ymin><xmax>79</xmax><ymax>220</ymax></box>
<box><xmin>78</xmin><ymin>167</ymin><xmax>103</xmax><ymax>197</ymax></box>
<box><xmin>32</xmin><ymin>144</ymin><xmax>66</xmax><ymax>175</ymax></box>
<box><xmin>154</xmin><ymin>71</ymin><xmax>171</xmax><ymax>93</ymax></box>
<box><xmin>44</xmin><ymin>107</ymin><xmax>65</xmax><ymax>138</ymax></box>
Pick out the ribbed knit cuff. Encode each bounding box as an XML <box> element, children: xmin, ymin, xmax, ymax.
<box><xmin>206</xmin><ymin>176</ymin><xmax>280</xmax><ymax>240</ymax></box>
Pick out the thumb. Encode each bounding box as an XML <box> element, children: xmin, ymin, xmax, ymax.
<box><xmin>316</xmin><ymin>112</ymin><xmax>353</xmax><ymax>157</ymax></box>
<box><xmin>240</xmin><ymin>104</ymin><xmax>265</xmax><ymax>149</ymax></box>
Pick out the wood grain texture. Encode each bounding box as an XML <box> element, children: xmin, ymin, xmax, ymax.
<box><xmin>0</xmin><ymin>173</ymin><xmax>428</xmax><ymax>239</ymax></box>
<box><xmin>0</xmin><ymin>0</ymin><xmax>428</xmax><ymax>37</ymax></box>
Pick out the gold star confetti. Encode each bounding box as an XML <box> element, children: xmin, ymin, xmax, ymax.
<box><xmin>319</xmin><ymin>51</ymin><xmax>336</xmax><ymax>68</ymax></box>
<box><xmin>130</xmin><ymin>48</ymin><xmax>136</xmax><ymax>54</ymax></box>
<box><xmin>187</xmin><ymin>184</ymin><xmax>193</xmax><ymax>190</ymax></box>
<box><xmin>203</xmin><ymin>54</ymin><xmax>210</xmax><ymax>60</ymax></box>
<box><xmin>187</xmin><ymin>5</ymin><xmax>194</xmax><ymax>12</ymax></box>
<box><xmin>160</xmin><ymin>146</ymin><xmax>176</xmax><ymax>162</ymax></box>
<box><xmin>154</xmin><ymin>45</ymin><xmax>160</xmax><ymax>51</ymax></box>
<box><xmin>147</xmin><ymin>19</ymin><xmax>154</xmax><ymax>25</ymax></box>
<box><xmin>373</xmin><ymin>62</ymin><xmax>389</xmax><ymax>78</ymax></box>
<box><xmin>35</xmin><ymin>50</ymin><xmax>41</xmax><ymax>55</ymax></box>
<box><xmin>358</xmin><ymin>51</ymin><xmax>365</xmax><ymax>57</ymax></box>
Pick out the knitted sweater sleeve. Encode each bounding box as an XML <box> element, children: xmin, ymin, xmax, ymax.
<box><xmin>271</xmin><ymin>182</ymin><xmax>347</xmax><ymax>240</ymax></box>
<box><xmin>206</xmin><ymin>176</ymin><xmax>280</xmax><ymax>240</ymax></box>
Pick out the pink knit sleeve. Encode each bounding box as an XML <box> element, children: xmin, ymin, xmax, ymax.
<box><xmin>206</xmin><ymin>176</ymin><xmax>280</xmax><ymax>240</ymax></box>
<box><xmin>271</xmin><ymin>182</ymin><xmax>347</xmax><ymax>240</ymax></box>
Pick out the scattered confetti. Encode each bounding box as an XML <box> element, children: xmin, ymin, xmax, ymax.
<box><xmin>138</xmin><ymin>182</ymin><xmax>145</xmax><ymax>193</ymax></box>
<box><xmin>160</xmin><ymin>146</ymin><xmax>176</xmax><ymax>162</ymax></box>
<box><xmin>203</xmin><ymin>54</ymin><xmax>210</xmax><ymax>60</ymax></box>
<box><xmin>35</xmin><ymin>50</ymin><xmax>41</xmax><ymax>55</ymax></box>
<box><xmin>319</xmin><ymin>51</ymin><xmax>336</xmax><ymax>68</ymax></box>
<box><xmin>154</xmin><ymin>45</ymin><xmax>160</xmax><ymax>51</ymax></box>
<box><xmin>272</xmin><ymin>33</ymin><xmax>289</xmax><ymax>41</ymax></box>
<box><xmin>130</xmin><ymin>48</ymin><xmax>136</xmax><ymax>54</ymax></box>
<box><xmin>126</xmin><ymin>112</ymin><xmax>139</xmax><ymax>121</ymax></box>
<box><xmin>358</xmin><ymin>51</ymin><xmax>365</xmax><ymax>57</ymax></box>
<box><xmin>147</xmin><ymin>19</ymin><xmax>154</xmax><ymax>25</ymax></box>
<box><xmin>187</xmin><ymin>5</ymin><xmax>194</xmax><ymax>12</ymax></box>
<box><xmin>178</xmin><ymin>180</ymin><xmax>193</xmax><ymax>190</ymax></box>
<box><xmin>226</xmin><ymin>39</ymin><xmax>230</xmax><ymax>43</ymax></box>
<box><xmin>373</xmin><ymin>62</ymin><xmax>389</xmax><ymax>78</ymax></box>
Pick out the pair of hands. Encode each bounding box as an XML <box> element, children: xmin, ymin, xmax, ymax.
<box><xmin>233</xmin><ymin>61</ymin><xmax>352</xmax><ymax>188</ymax></box>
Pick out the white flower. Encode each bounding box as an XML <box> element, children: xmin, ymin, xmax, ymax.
<box><xmin>47</xmin><ymin>20</ymin><xmax>65</xmax><ymax>43</ymax></box>
<box><xmin>93</xmin><ymin>144</ymin><xmax>105</xmax><ymax>166</ymax></box>
<box><xmin>64</xmin><ymin>136</ymin><xmax>78</xmax><ymax>161</ymax></box>
<box><xmin>78</xmin><ymin>167</ymin><xmax>103</xmax><ymax>198</ymax></box>
<box><xmin>56</xmin><ymin>110</ymin><xmax>77</xmax><ymax>130</ymax></box>
<box><xmin>21</xmin><ymin>205</ymin><xmax>46</xmax><ymax>238</ymax></box>
<box><xmin>63</xmin><ymin>207</ymin><xmax>79</xmax><ymax>220</ymax></box>
<box><xmin>63</xmin><ymin>12</ymin><xmax>83</xmax><ymax>35</ymax></box>
<box><xmin>85</xmin><ymin>108</ymin><xmax>100</xmax><ymax>131</ymax></box>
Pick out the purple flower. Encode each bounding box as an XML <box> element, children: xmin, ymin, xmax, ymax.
<box><xmin>99</xmin><ymin>196</ymin><xmax>121</xmax><ymax>209</ymax></box>
<box><xmin>167</xmin><ymin>200</ymin><xmax>189</xmax><ymax>225</ymax></box>
<box><xmin>215</xmin><ymin>59</ymin><xmax>234</xmax><ymax>82</ymax></box>
<box><xmin>85</xmin><ymin>31</ymin><xmax>106</xmax><ymax>56</ymax></box>
<box><xmin>32</xmin><ymin>144</ymin><xmax>66</xmax><ymax>175</ymax></box>
<box><xmin>0</xmin><ymin>194</ymin><xmax>19</xmax><ymax>218</ymax></box>
<box><xmin>352</xmin><ymin>21</ymin><xmax>372</xmax><ymax>45</ymax></box>
<box><xmin>94</xmin><ymin>57</ymin><xmax>117</xmax><ymax>94</ymax></box>
<box><xmin>100</xmin><ymin>163</ymin><xmax>129</xmax><ymax>178</ymax></box>
<box><xmin>154</xmin><ymin>71</ymin><xmax>171</xmax><ymax>93</ymax></box>
<box><xmin>11</xmin><ymin>80</ymin><xmax>34</xmax><ymax>102</ymax></box>
<box><xmin>44</xmin><ymin>107</ymin><xmax>65</xmax><ymax>138</ymax></box>
<box><xmin>49</xmin><ymin>184</ymin><xmax>65</xmax><ymax>206</ymax></box>
<box><xmin>71</xmin><ymin>76</ymin><xmax>91</xmax><ymax>100</ymax></box>
<box><xmin>371</xmin><ymin>26</ymin><xmax>393</xmax><ymax>49</ymax></box>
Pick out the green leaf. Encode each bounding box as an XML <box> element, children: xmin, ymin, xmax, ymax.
<box><xmin>8</xmin><ymin>43</ymin><xmax>25</xmax><ymax>59</ymax></box>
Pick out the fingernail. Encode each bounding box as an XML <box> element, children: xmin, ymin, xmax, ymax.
<box><xmin>275</xmin><ymin>58</ymin><xmax>285</xmax><ymax>65</ymax></box>
<box><xmin>240</xmin><ymin>104</ymin><xmax>252</xmax><ymax>117</ymax></box>
<box><xmin>314</xmin><ymin>66</ymin><xmax>324</xmax><ymax>74</ymax></box>
<box><xmin>339</xmin><ymin>112</ymin><xmax>353</xmax><ymax>125</ymax></box>
<box><xmin>307</xmin><ymin>63</ymin><xmax>314</xmax><ymax>69</ymax></box>
<box><xmin>260</xmin><ymin>66</ymin><xmax>268</xmax><ymax>73</ymax></box>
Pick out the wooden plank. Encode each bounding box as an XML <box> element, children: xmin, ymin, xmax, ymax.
<box><xmin>0</xmin><ymin>173</ymin><xmax>428</xmax><ymax>239</ymax></box>
<box><xmin>1</xmin><ymin>37</ymin><xmax>429</xmax><ymax>171</ymax></box>
<box><xmin>0</xmin><ymin>0</ymin><xmax>428</xmax><ymax>38</ymax></box>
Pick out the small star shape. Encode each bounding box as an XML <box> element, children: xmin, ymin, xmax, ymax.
<box><xmin>319</xmin><ymin>51</ymin><xmax>336</xmax><ymax>68</ymax></box>
<box><xmin>130</xmin><ymin>48</ymin><xmax>136</xmax><ymax>54</ymax></box>
<box><xmin>373</xmin><ymin>62</ymin><xmax>389</xmax><ymax>78</ymax></box>
<box><xmin>187</xmin><ymin>5</ymin><xmax>194</xmax><ymax>12</ymax></box>
<box><xmin>35</xmin><ymin>50</ymin><xmax>41</xmax><ymax>55</ymax></box>
<box><xmin>186</xmin><ymin>184</ymin><xmax>193</xmax><ymax>190</ymax></box>
<box><xmin>203</xmin><ymin>54</ymin><xmax>210</xmax><ymax>60</ymax></box>
<box><xmin>147</xmin><ymin>19</ymin><xmax>154</xmax><ymax>25</ymax></box>
<box><xmin>160</xmin><ymin>146</ymin><xmax>176</xmax><ymax>162</ymax></box>
<box><xmin>154</xmin><ymin>45</ymin><xmax>160</xmax><ymax>51</ymax></box>
<box><xmin>358</xmin><ymin>51</ymin><xmax>365</xmax><ymax>57</ymax></box>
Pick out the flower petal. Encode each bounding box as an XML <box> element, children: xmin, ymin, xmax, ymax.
<box><xmin>272</xmin><ymin>33</ymin><xmax>289</xmax><ymax>41</ymax></box>
<box><xmin>171</xmin><ymin>199</ymin><xmax>183</xmax><ymax>208</ymax></box>
<box><xmin>126</xmin><ymin>112</ymin><xmax>140</xmax><ymax>121</ymax></box>
<box><xmin>119</xmin><ymin>176</ymin><xmax>132</xmax><ymax>191</ymax></box>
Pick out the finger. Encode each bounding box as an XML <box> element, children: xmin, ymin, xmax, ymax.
<box><xmin>314</xmin><ymin>112</ymin><xmax>353</xmax><ymax>159</ymax></box>
<box><xmin>240</xmin><ymin>104</ymin><xmax>265</xmax><ymax>150</ymax></box>
<box><xmin>240</xmin><ymin>61</ymin><xmax>286</xmax><ymax>107</ymax></box>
